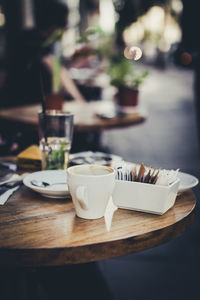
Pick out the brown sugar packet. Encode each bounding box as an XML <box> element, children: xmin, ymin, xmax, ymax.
<box><xmin>151</xmin><ymin>170</ymin><xmax>160</xmax><ymax>184</ymax></box>
<box><xmin>131</xmin><ymin>165</ymin><xmax>137</xmax><ymax>181</ymax></box>
<box><xmin>144</xmin><ymin>167</ymin><xmax>152</xmax><ymax>183</ymax></box>
<box><xmin>148</xmin><ymin>168</ymin><xmax>156</xmax><ymax>183</ymax></box>
<box><xmin>138</xmin><ymin>163</ymin><xmax>146</xmax><ymax>182</ymax></box>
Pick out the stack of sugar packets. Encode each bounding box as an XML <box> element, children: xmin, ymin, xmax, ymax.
<box><xmin>113</xmin><ymin>162</ymin><xmax>179</xmax><ymax>186</ymax></box>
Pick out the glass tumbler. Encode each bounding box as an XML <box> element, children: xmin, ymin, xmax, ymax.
<box><xmin>38</xmin><ymin>110</ymin><xmax>74</xmax><ymax>170</ymax></box>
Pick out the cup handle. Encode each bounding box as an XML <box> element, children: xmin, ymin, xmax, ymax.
<box><xmin>76</xmin><ymin>186</ymin><xmax>88</xmax><ymax>210</ymax></box>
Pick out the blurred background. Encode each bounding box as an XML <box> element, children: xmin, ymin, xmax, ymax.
<box><xmin>0</xmin><ymin>0</ymin><xmax>200</xmax><ymax>299</ymax></box>
<box><xmin>0</xmin><ymin>0</ymin><xmax>200</xmax><ymax>155</ymax></box>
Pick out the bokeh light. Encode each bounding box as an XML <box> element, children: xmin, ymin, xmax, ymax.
<box><xmin>124</xmin><ymin>46</ymin><xmax>142</xmax><ymax>60</ymax></box>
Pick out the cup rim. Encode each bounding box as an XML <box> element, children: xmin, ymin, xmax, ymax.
<box><xmin>67</xmin><ymin>164</ymin><xmax>115</xmax><ymax>177</ymax></box>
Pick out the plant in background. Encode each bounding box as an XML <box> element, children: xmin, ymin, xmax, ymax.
<box><xmin>74</xmin><ymin>27</ymin><xmax>149</xmax><ymax>92</ymax></box>
<box><xmin>76</xmin><ymin>27</ymin><xmax>105</xmax><ymax>44</ymax></box>
<box><xmin>107</xmin><ymin>51</ymin><xmax>149</xmax><ymax>107</ymax></box>
<box><xmin>42</xmin><ymin>29</ymin><xmax>64</xmax><ymax>94</ymax></box>
<box><xmin>71</xmin><ymin>26</ymin><xmax>106</xmax><ymax>64</ymax></box>
<box><xmin>108</xmin><ymin>54</ymin><xmax>148</xmax><ymax>90</ymax></box>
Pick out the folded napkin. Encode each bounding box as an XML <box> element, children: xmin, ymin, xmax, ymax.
<box><xmin>0</xmin><ymin>173</ymin><xmax>28</xmax><ymax>205</ymax></box>
<box><xmin>155</xmin><ymin>169</ymin><xmax>179</xmax><ymax>186</ymax></box>
<box><xmin>0</xmin><ymin>173</ymin><xmax>20</xmax><ymax>185</ymax></box>
<box><xmin>0</xmin><ymin>185</ymin><xmax>19</xmax><ymax>205</ymax></box>
<box><xmin>104</xmin><ymin>197</ymin><xmax>118</xmax><ymax>231</ymax></box>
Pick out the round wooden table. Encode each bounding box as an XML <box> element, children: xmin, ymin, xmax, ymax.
<box><xmin>0</xmin><ymin>101</ymin><xmax>147</xmax><ymax>152</ymax></box>
<box><xmin>0</xmin><ymin>101</ymin><xmax>146</xmax><ymax>133</ymax></box>
<box><xmin>0</xmin><ymin>185</ymin><xmax>196</xmax><ymax>267</ymax></box>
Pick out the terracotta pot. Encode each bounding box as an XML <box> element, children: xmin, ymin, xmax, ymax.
<box><xmin>45</xmin><ymin>93</ymin><xmax>64</xmax><ymax>110</ymax></box>
<box><xmin>116</xmin><ymin>86</ymin><xmax>139</xmax><ymax>107</ymax></box>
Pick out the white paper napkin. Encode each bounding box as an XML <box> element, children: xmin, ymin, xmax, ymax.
<box><xmin>155</xmin><ymin>169</ymin><xmax>179</xmax><ymax>186</ymax></box>
<box><xmin>0</xmin><ymin>174</ymin><xmax>20</xmax><ymax>186</ymax></box>
<box><xmin>104</xmin><ymin>197</ymin><xmax>118</xmax><ymax>231</ymax></box>
<box><xmin>0</xmin><ymin>185</ymin><xmax>19</xmax><ymax>205</ymax></box>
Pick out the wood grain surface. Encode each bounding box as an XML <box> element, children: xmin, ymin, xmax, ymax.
<box><xmin>0</xmin><ymin>101</ymin><xmax>146</xmax><ymax>133</ymax></box>
<box><xmin>0</xmin><ymin>185</ymin><xmax>196</xmax><ymax>267</ymax></box>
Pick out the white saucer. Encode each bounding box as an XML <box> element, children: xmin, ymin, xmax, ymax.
<box><xmin>178</xmin><ymin>172</ymin><xmax>199</xmax><ymax>192</ymax></box>
<box><xmin>69</xmin><ymin>151</ymin><xmax>123</xmax><ymax>166</ymax></box>
<box><xmin>23</xmin><ymin>170</ymin><xmax>69</xmax><ymax>199</ymax></box>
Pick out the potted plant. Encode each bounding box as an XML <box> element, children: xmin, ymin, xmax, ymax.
<box><xmin>44</xmin><ymin>52</ymin><xmax>64</xmax><ymax>110</ymax></box>
<box><xmin>70</xmin><ymin>27</ymin><xmax>106</xmax><ymax>101</ymax></box>
<box><xmin>108</xmin><ymin>54</ymin><xmax>148</xmax><ymax>108</ymax></box>
<box><xmin>72</xmin><ymin>27</ymin><xmax>149</xmax><ymax>107</ymax></box>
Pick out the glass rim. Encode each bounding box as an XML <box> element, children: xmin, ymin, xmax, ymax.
<box><xmin>38</xmin><ymin>110</ymin><xmax>74</xmax><ymax>117</ymax></box>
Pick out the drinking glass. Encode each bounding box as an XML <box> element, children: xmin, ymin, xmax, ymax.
<box><xmin>38</xmin><ymin>110</ymin><xmax>74</xmax><ymax>170</ymax></box>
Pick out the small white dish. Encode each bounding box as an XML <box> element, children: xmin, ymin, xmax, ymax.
<box><xmin>23</xmin><ymin>170</ymin><xmax>69</xmax><ymax>199</ymax></box>
<box><xmin>69</xmin><ymin>151</ymin><xmax>123</xmax><ymax>166</ymax></box>
<box><xmin>178</xmin><ymin>172</ymin><xmax>199</xmax><ymax>192</ymax></box>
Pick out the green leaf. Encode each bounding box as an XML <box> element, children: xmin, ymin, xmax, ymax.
<box><xmin>44</xmin><ymin>140</ymin><xmax>67</xmax><ymax>170</ymax></box>
<box><xmin>76</xmin><ymin>26</ymin><xmax>105</xmax><ymax>44</ymax></box>
<box><xmin>52</xmin><ymin>57</ymin><xmax>61</xmax><ymax>93</ymax></box>
<box><xmin>108</xmin><ymin>56</ymin><xmax>149</xmax><ymax>88</ymax></box>
<box><xmin>42</xmin><ymin>29</ymin><xmax>64</xmax><ymax>48</ymax></box>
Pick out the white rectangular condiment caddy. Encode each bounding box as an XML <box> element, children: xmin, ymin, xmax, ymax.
<box><xmin>112</xmin><ymin>179</ymin><xmax>180</xmax><ymax>215</ymax></box>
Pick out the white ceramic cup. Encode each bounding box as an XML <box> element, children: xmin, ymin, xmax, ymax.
<box><xmin>67</xmin><ymin>164</ymin><xmax>115</xmax><ymax>219</ymax></box>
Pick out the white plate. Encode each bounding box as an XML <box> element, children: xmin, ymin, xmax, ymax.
<box><xmin>70</xmin><ymin>151</ymin><xmax>123</xmax><ymax>166</ymax></box>
<box><xmin>23</xmin><ymin>170</ymin><xmax>69</xmax><ymax>199</ymax></box>
<box><xmin>178</xmin><ymin>172</ymin><xmax>199</xmax><ymax>192</ymax></box>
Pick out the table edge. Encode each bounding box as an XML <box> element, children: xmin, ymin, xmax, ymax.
<box><xmin>0</xmin><ymin>195</ymin><xmax>195</xmax><ymax>267</ymax></box>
